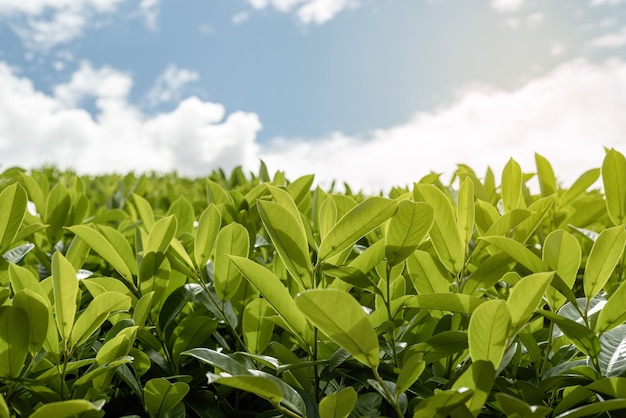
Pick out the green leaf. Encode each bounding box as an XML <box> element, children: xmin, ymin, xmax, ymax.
<box><xmin>543</xmin><ymin>230</ymin><xmax>582</xmax><ymax>309</ymax></box>
<box><xmin>507</xmin><ymin>272</ymin><xmax>554</xmax><ymax>333</ymax></box>
<box><xmin>0</xmin><ymin>183</ymin><xmax>27</xmax><ymax>251</ymax></box>
<box><xmin>258</xmin><ymin>199</ymin><xmax>313</xmax><ymax>288</ymax></box>
<box><xmin>70</xmin><ymin>291</ymin><xmax>131</xmax><ymax>348</ymax></box>
<box><xmin>452</xmin><ymin>360</ymin><xmax>496</xmax><ymax>417</ymax></box>
<box><xmin>496</xmin><ymin>393</ymin><xmax>551</xmax><ymax>418</ymax></box>
<box><xmin>194</xmin><ymin>204</ymin><xmax>221</xmax><ymax>269</ymax></box>
<box><xmin>395</xmin><ymin>353</ymin><xmax>425</xmax><ymax>397</ymax></box>
<box><xmin>560</xmin><ymin>168</ymin><xmax>600</xmax><ymax>207</ymax></box>
<box><xmin>139</xmin><ymin>251</ymin><xmax>170</xmax><ymax>300</ymax></box>
<box><xmin>413</xmin><ymin>184</ymin><xmax>465</xmax><ymax>274</ymax></box>
<box><xmin>132</xmin><ymin>193</ymin><xmax>155</xmax><ymax>231</ymax></box>
<box><xmin>13</xmin><ymin>289</ymin><xmax>49</xmax><ymax>354</ymax></box>
<box><xmin>243</xmin><ymin>298</ymin><xmax>275</xmax><ymax>355</ymax></box>
<box><xmin>535</xmin><ymin>153</ymin><xmax>557</xmax><ymax>197</ymax></box>
<box><xmin>457</xmin><ymin>177</ymin><xmax>475</xmax><ymax>248</ymax></box>
<box><xmin>318</xmin><ymin>197</ymin><xmax>397</xmax><ymax>261</ymax></box>
<box><xmin>583</xmin><ymin>225</ymin><xmax>626</xmax><ymax>301</ymax></box>
<box><xmin>44</xmin><ymin>182</ymin><xmax>71</xmax><ymax>243</ymax></box>
<box><xmin>212</xmin><ymin>374</ymin><xmax>282</xmax><ymax>404</ymax></box>
<box><xmin>406</xmin><ymin>251</ymin><xmax>451</xmax><ymax>294</ymax></box>
<box><xmin>468</xmin><ymin>300</ymin><xmax>511</xmax><ymax>367</ymax></box>
<box><xmin>599</xmin><ymin>325</ymin><xmax>626</xmax><ymax>377</ymax></box>
<box><xmin>538</xmin><ymin>310</ymin><xmax>601</xmax><ymax>358</ymax></box>
<box><xmin>229</xmin><ymin>256</ymin><xmax>310</xmax><ymax>347</ymax></box>
<box><xmin>602</xmin><ymin>148</ymin><xmax>626</xmax><ymax>225</ymax></box>
<box><xmin>405</xmin><ymin>294</ymin><xmax>485</xmax><ymax>314</ymax></box>
<box><xmin>411</xmin><ymin>331</ymin><xmax>468</xmax><ymax>362</ymax></box>
<box><xmin>52</xmin><ymin>252</ymin><xmax>78</xmax><ymax>343</ymax></box>
<box><xmin>501</xmin><ymin>157</ymin><xmax>523</xmax><ymax>212</ymax></box>
<box><xmin>554</xmin><ymin>399</ymin><xmax>626</xmax><ymax>418</ymax></box>
<box><xmin>412</xmin><ymin>388</ymin><xmax>474</xmax><ymax>418</ymax></box>
<box><xmin>134</xmin><ymin>291</ymin><xmax>155</xmax><ymax>327</ymax></box>
<box><xmin>144</xmin><ymin>378</ymin><xmax>190</xmax><ymax>418</ymax></box>
<box><xmin>66</xmin><ymin>225</ymin><xmax>134</xmax><ymax>281</ymax></box>
<box><xmin>0</xmin><ymin>393</ymin><xmax>8</xmax><ymax>418</ymax></box>
<box><xmin>384</xmin><ymin>201</ymin><xmax>434</xmax><ymax>266</ymax></box>
<box><xmin>0</xmin><ymin>306</ymin><xmax>29</xmax><ymax>377</ymax></box>
<box><xmin>214</xmin><ymin>223</ymin><xmax>249</xmax><ymax>301</ymax></box>
<box><xmin>479</xmin><ymin>236</ymin><xmax>547</xmax><ymax>273</ymax></box>
<box><xmin>295</xmin><ymin>289</ymin><xmax>379</xmax><ymax>368</ymax></box>
<box><xmin>597</xmin><ymin>278</ymin><xmax>626</xmax><ymax>333</ymax></box>
<box><xmin>29</xmin><ymin>400</ymin><xmax>105</xmax><ymax>418</ymax></box>
<box><xmin>145</xmin><ymin>215</ymin><xmax>178</xmax><ymax>254</ymax></box>
<box><xmin>183</xmin><ymin>347</ymin><xmax>251</xmax><ymax>375</ymax></box>
<box><xmin>585</xmin><ymin>377</ymin><xmax>626</xmax><ymax>398</ymax></box>
<box><xmin>319</xmin><ymin>387</ymin><xmax>358</xmax><ymax>418</ymax></box>
<box><xmin>167</xmin><ymin>196</ymin><xmax>194</xmax><ymax>234</ymax></box>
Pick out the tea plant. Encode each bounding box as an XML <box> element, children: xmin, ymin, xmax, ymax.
<box><xmin>0</xmin><ymin>150</ymin><xmax>625</xmax><ymax>417</ymax></box>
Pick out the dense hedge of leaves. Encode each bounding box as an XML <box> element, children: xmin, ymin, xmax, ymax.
<box><xmin>0</xmin><ymin>150</ymin><xmax>625</xmax><ymax>417</ymax></box>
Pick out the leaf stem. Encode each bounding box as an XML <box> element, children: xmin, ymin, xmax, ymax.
<box><xmin>372</xmin><ymin>367</ymin><xmax>404</xmax><ymax>418</ymax></box>
<box><xmin>385</xmin><ymin>263</ymin><xmax>399</xmax><ymax>367</ymax></box>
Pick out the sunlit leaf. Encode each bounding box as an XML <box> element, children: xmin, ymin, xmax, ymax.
<box><xmin>295</xmin><ymin>289</ymin><xmax>379</xmax><ymax>368</ymax></box>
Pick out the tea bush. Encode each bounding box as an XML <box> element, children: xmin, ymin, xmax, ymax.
<box><xmin>0</xmin><ymin>150</ymin><xmax>625</xmax><ymax>417</ymax></box>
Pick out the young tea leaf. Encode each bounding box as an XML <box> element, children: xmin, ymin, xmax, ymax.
<box><xmin>602</xmin><ymin>148</ymin><xmax>626</xmax><ymax>226</ymax></box>
<box><xmin>543</xmin><ymin>230</ymin><xmax>582</xmax><ymax>309</ymax></box>
<box><xmin>535</xmin><ymin>152</ymin><xmax>557</xmax><ymax>197</ymax></box>
<box><xmin>12</xmin><ymin>289</ymin><xmax>49</xmax><ymax>354</ymax></box>
<box><xmin>214</xmin><ymin>223</ymin><xmax>249</xmax><ymax>302</ymax></box>
<box><xmin>295</xmin><ymin>289</ymin><xmax>380</xmax><ymax>369</ymax></box>
<box><xmin>384</xmin><ymin>201</ymin><xmax>434</xmax><ymax>266</ymax></box>
<box><xmin>468</xmin><ymin>300</ymin><xmax>511</xmax><ymax>368</ymax></box>
<box><xmin>319</xmin><ymin>387</ymin><xmax>358</xmax><ymax>418</ymax></box>
<box><xmin>0</xmin><ymin>183</ymin><xmax>27</xmax><ymax>252</ymax></box>
<box><xmin>144</xmin><ymin>378</ymin><xmax>190</xmax><ymax>418</ymax></box>
<box><xmin>194</xmin><ymin>204</ymin><xmax>221</xmax><ymax>269</ymax></box>
<box><xmin>52</xmin><ymin>252</ymin><xmax>78</xmax><ymax>344</ymax></box>
<box><xmin>258</xmin><ymin>199</ymin><xmax>313</xmax><ymax>288</ymax></box>
<box><xmin>413</xmin><ymin>184</ymin><xmax>465</xmax><ymax>274</ymax></box>
<box><xmin>583</xmin><ymin>225</ymin><xmax>626</xmax><ymax>301</ymax></box>
<box><xmin>318</xmin><ymin>197</ymin><xmax>397</xmax><ymax>262</ymax></box>
<box><xmin>229</xmin><ymin>256</ymin><xmax>310</xmax><ymax>347</ymax></box>
<box><xmin>501</xmin><ymin>157</ymin><xmax>523</xmax><ymax>212</ymax></box>
<box><xmin>0</xmin><ymin>306</ymin><xmax>29</xmax><ymax>377</ymax></box>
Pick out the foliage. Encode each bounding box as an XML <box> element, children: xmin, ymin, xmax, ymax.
<box><xmin>0</xmin><ymin>150</ymin><xmax>624</xmax><ymax>417</ymax></box>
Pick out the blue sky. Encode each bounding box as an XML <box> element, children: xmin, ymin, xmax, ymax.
<box><xmin>0</xmin><ymin>0</ymin><xmax>625</xmax><ymax>191</ymax></box>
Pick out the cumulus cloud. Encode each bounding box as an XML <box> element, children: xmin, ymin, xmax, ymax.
<box><xmin>260</xmin><ymin>59</ymin><xmax>626</xmax><ymax>193</ymax></box>
<box><xmin>0</xmin><ymin>61</ymin><xmax>261</xmax><ymax>176</ymax></box>
<box><xmin>591</xmin><ymin>27</ymin><xmax>626</xmax><ymax>48</ymax></box>
<box><xmin>246</xmin><ymin>0</ymin><xmax>359</xmax><ymax>24</ymax></box>
<box><xmin>490</xmin><ymin>0</ymin><xmax>524</xmax><ymax>13</ymax></box>
<box><xmin>146</xmin><ymin>65</ymin><xmax>200</xmax><ymax>107</ymax></box>
<box><xmin>0</xmin><ymin>0</ymin><xmax>157</xmax><ymax>50</ymax></box>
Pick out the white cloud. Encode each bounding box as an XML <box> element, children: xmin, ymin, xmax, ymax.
<box><xmin>246</xmin><ymin>0</ymin><xmax>358</xmax><ymax>24</ymax></box>
<box><xmin>0</xmin><ymin>61</ymin><xmax>261</xmax><ymax>176</ymax></box>
<box><xmin>591</xmin><ymin>0</ymin><xmax>625</xmax><ymax>5</ymax></box>
<box><xmin>53</xmin><ymin>61</ymin><xmax>132</xmax><ymax>106</ymax></box>
<box><xmin>550</xmin><ymin>42</ymin><xmax>566</xmax><ymax>56</ymax></box>
<box><xmin>146</xmin><ymin>65</ymin><xmax>200</xmax><ymax>107</ymax></box>
<box><xmin>260</xmin><ymin>59</ymin><xmax>626</xmax><ymax>193</ymax></box>
<box><xmin>232</xmin><ymin>12</ymin><xmax>250</xmax><ymax>25</ymax></box>
<box><xmin>0</xmin><ymin>0</ymin><xmax>157</xmax><ymax>50</ymax></box>
<box><xmin>140</xmin><ymin>0</ymin><xmax>159</xmax><ymax>30</ymax></box>
<box><xmin>491</xmin><ymin>0</ymin><xmax>524</xmax><ymax>13</ymax></box>
<box><xmin>591</xmin><ymin>27</ymin><xmax>626</xmax><ymax>48</ymax></box>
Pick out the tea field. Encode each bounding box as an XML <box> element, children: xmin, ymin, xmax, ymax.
<box><xmin>0</xmin><ymin>150</ymin><xmax>625</xmax><ymax>417</ymax></box>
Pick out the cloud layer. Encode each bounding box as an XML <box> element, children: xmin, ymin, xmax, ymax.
<box><xmin>0</xmin><ymin>62</ymin><xmax>261</xmax><ymax>176</ymax></box>
<box><xmin>246</xmin><ymin>0</ymin><xmax>359</xmax><ymax>25</ymax></box>
<box><xmin>260</xmin><ymin>59</ymin><xmax>626</xmax><ymax>192</ymax></box>
<box><xmin>0</xmin><ymin>0</ymin><xmax>157</xmax><ymax>50</ymax></box>
<box><xmin>0</xmin><ymin>59</ymin><xmax>624</xmax><ymax>193</ymax></box>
